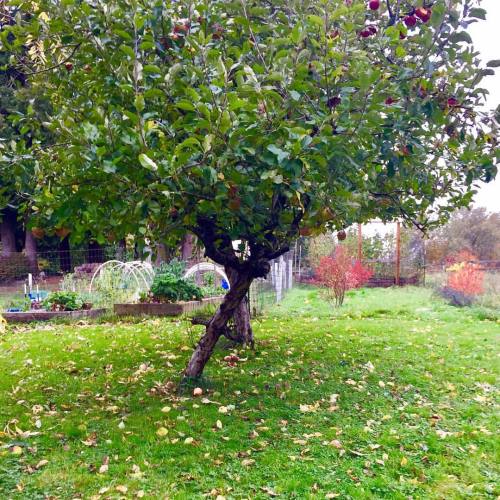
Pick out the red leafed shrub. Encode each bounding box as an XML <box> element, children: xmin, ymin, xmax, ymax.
<box><xmin>349</xmin><ymin>259</ymin><xmax>374</xmax><ymax>288</ymax></box>
<box><xmin>445</xmin><ymin>251</ymin><xmax>484</xmax><ymax>297</ymax></box>
<box><xmin>315</xmin><ymin>247</ymin><xmax>373</xmax><ymax>306</ymax></box>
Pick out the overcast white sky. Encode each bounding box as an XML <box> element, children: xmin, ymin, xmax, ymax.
<box><xmin>468</xmin><ymin>0</ymin><xmax>499</xmax><ymax>212</ymax></box>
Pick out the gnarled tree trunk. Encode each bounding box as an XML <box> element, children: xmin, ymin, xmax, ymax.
<box><xmin>184</xmin><ymin>269</ymin><xmax>253</xmax><ymax>379</ymax></box>
<box><xmin>226</xmin><ymin>266</ymin><xmax>254</xmax><ymax>346</ymax></box>
<box><xmin>1</xmin><ymin>210</ymin><xmax>17</xmax><ymax>257</ymax></box>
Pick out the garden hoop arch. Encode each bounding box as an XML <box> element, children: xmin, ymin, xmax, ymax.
<box><xmin>89</xmin><ymin>260</ymin><xmax>155</xmax><ymax>294</ymax></box>
<box><xmin>183</xmin><ymin>262</ymin><xmax>230</xmax><ymax>289</ymax></box>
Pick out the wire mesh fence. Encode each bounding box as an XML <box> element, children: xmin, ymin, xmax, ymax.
<box><xmin>0</xmin><ymin>245</ymin><xmax>296</xmax><ymax>315</ymax></box>
<box><xmin>250</xmin><ymin>250</ymin><xmax>295</xmax><ymax>316</ymax></box>
<box><xmin>293</xmin><ymin>223</ymin><xmax>426</xmax><ymax>287</ymax></box>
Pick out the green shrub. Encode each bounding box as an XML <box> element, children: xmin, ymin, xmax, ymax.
<box><xmin>43</xmin><ymin>291</ymin><xmax>86</xmax><ymax>311</ymax></box>
<box><xmin>150</xmin><ymin>274</ymin><xmax>203</xmax><ymax>303</ymax></box>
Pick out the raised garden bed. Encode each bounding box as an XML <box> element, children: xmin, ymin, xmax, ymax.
<box><xmin>114</xmin><ymin>296</ymin><xmax>223</xmax><ymax>317</ymax></box>
<box><xmin>3</xmin><ymin>308</ymin><xmax>107</xmax><ymax>323</ymax></box>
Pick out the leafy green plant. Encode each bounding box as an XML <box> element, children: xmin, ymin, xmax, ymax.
<box><xmin>43</xmin><ymin>291</ymin><xmax>86</xmax><ymax>311</ymax></box>
<box><xmin>5</xmin><ymin>296</ymin><xmax>32</xmax><ymax>312</ymax></box>
<box><xmin>155</xmin><ymin>259</ymin><xmax>186</xmax><ymax>280</ymax></box>
<box><xmin>198</xmin><ymin>271</ymin><xmax>226</xmax><ymax>298</ymax></box>
<box><xmin>150</xmin><ymin>274</ymin><xmax>203</xmax><ymax>303</ymax></box>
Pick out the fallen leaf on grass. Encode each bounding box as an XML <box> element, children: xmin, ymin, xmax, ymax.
<box><xmin>82</xmin><ymin>433</ymin><xmax>97</xmax><ymax>447</ymax></box>
<box><xmin>260</xmin><ymin>486</ymin><xmax>278</xmax><ymax>496</ymax></box>
<box><xmin>299</xmin><ymin>402</ymin><xmax>320</xmax><ymax>413</ymax></box>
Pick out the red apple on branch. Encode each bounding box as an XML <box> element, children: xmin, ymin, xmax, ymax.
<box><xmin>415</xmin><ymin>7</ymin><xmax>431</xmax><ymax>23</ymax></box>
<box><xmin>404</xmin><ymin>15</ymin><xmax>417</xmax><ymax>28</ymax></box>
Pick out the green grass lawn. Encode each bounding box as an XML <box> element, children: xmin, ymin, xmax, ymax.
<box><xmin>0</xmin><ymin>287</ymin><xmax>498</xmax><ymax>499</ymax></box>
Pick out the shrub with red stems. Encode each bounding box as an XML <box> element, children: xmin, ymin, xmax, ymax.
<box><xmin>314</xmin><ymin>247</ymin><xmax>373</xmax><ymax>306</ymax></box>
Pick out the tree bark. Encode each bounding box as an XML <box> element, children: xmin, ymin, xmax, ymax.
<box><xmin>0</xmin><ymin>209</ymin><xmax>17</xmax><ymax>257</ymax></box>
<box><xmin>88</xmin><ymin>241</ymin><xmax>105</xmax><ymax>263</ymax></box>
<box><xmin>59</xmin><ymin>236</ymin><xmax>72</xmax><ymax>273</ymax></box>
<box><xmin>184</xmin><ymin>270</ymin><xmax>253</xmax><ymax>379</ymax></box>
<box><xmin>24</xmin><ymin>228</ymin><xmax>38</xmax><ymax>273</ymax></box>
<box><xmin>155</xmin><ymin>243</ymin><xmax>168</xmax><ymax>265</ymax></box>
<box><xmin>181</xmin><ymin>233</ymin><xmax>194</xmax><ymax>262</ymax></box>
<box><xmin>226</xmin><ymin>266</ymin><xmax>254</xmax><ymax>346</ymax></box>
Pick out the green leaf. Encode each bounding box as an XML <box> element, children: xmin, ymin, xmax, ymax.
<box><xmin>177</xmin><ymin>137</ymin><xmax>201</xmax><ymax>150</ymax></box>
<box><xmin>143</xmin><ymin>64</ymin><xmax>162</xmax><ymax>75</ymax></box>
<box><xmin>267</xmin><ymin>144</ymin><xmax>289</xmax><ymax>163</ymax></box>
<box><xmin>138</xmin><ymin>153</ymin><xmax>158</xmax><ymax>171</ymax></box>
<box><xmin>203</xmin><ymin>134</ymin><xmax>214</xmax><ymax>153</ymax></box>
<box><xmin>395</xmin><ymin>45</ymin><xmax>406</xmax><ymax>58</ymax></box>
<box><xmin>176</xmin><ymin>100</ymin><xmax>195</xmax><ymax>111</ymax></box>
<box><xmin>307</xmin><ymin>15</ymin><xmax>324</xmax><ymax>28</ymax></box>
<box><xmin>134</xmin><ymin>94</ymin><xmax>145</xmax><ymax>112</ymax></box>
<box><xmin>220</xmin><ymin>110</ymin><xmax>231</xmax><ymax>134</ymax></box>
<box><xmin>113</xmin><ymin>29</ymin><xmax>132</xmax><ymax>41</ymax></box>
<box><xmin>119</xmin><ymin>44</ymin><xmax>135</xmax><ymax>58</ymax></box>
<box><xmin>468</xmin><ymin>8</ymin><xmax>486</xmax><ymax>20</ymax></box>
<box><xmin>449</xmin><ymin>32</ymin><xmax>473</xmax><ymax>44</ymax></box>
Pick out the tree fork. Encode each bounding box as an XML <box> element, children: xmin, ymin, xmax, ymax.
<box><xmin>226</xmin><ymin>266</ymin><xmax>254</xmax><ymax>347</ymax></box>
<box><xmin>184</xmin><ymin>269</ymin><xmax>253</xmax><ymax>379</ymax></box>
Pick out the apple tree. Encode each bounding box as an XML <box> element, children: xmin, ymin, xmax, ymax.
<box><xmin>2</xmin><ymin>0</ymin><xmax>498</xmax><ymax>377</ymax></box>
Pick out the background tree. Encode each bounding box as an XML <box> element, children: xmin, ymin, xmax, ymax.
<box><xmin>0</xmin><ymin>5</ymin><xmax>53</xmax><ymax>270</ymax></box>
<box><xmin>426</xmin><ymin>207</ymin><xmax>500</xmax><ymax>263</ymax></box>
<box><xmin>3</xmin><ymin>0</ymin><xmax>498</xmax><ymax>377</ymax></box>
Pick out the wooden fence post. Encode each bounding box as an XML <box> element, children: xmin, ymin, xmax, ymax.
<box><xmin>357</xmin><ymin>223</ymin><xmax>362</xmax><ymax>261</ymax></box>
<box><xmin>395</xmin><ymin>221</ymin><xmax>401</xmax><ymax>286</ymax></box>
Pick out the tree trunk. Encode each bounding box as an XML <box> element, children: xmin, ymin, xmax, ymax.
<box><xmin>25</xmin><ymin>228</ymin><xmax>38</xmax><ymax>273</ymax></box>
<box><xmin>88</xmin><ymin>241</ymin><xmax>105</xmax><ymax>263</ymax></box>
<box><xmin>1</xmin><ymin>210</ymin><xmax>17</xmax><ymax>257</ymax></box>
<box><xmin>184</xmin><ymin>270</ymin><xmax>253</xmax><ymax>379</ymax></box>
<box><xmin>116</xmin><ymin>238</ymin><xmax>127</xmax><ymax>260</ymax></box>
<box><xmin>226</xmin><ymin>266</ymin><xmax>254</xmax><ymax>346</ymax></box>
<box><xmin>59</xmin><ymin>236</ymin><xmax>72</xmax><ymax>273</ymax></box>
<box><xmin>181</xmin><ymin>233</ymin><xmax>194</xmax><ymax>262</ymax></box>
<box><xmin>155</xmin><ymin>243</ymin><xmax>168</xmax><ymax>265</ymax></box>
